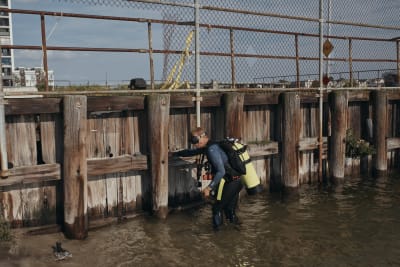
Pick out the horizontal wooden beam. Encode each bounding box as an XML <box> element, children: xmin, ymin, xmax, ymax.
<box><xmin>87</xmin><ymin>96</ymin><xmax>145</xmax><ymax>112</ymax></box>
<box><xmin>298</xmin><ymin>137</ymin><xmax>328</xmax><ymax>151</ymax></box>
<box><xmin>387</xmin><ymin>137</ymin><xmax>400</xmax><ymax>150</ymax></box>
<box><xmin>0</xmin><ymin>163</ymin><xmax>61</xmax><ymax>187</ymax></box>
<box><xmin>5</xmin><ymin>98</ymin><xmax>62</xmax><ymax>115</ymax></box>
<box><xmin>87</xmin><ymin>154</ymin><xmax>148</xmax><ymax>176</ymax></box>
<box><xmin>247</xmin><ymin>142</ymin><xmax>279</xmax><ymax>157</ymax></box>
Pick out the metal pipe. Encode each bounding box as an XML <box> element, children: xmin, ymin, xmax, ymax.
<box><xmin>295</xmin><ymin>34</ymin><xmax>300</xmax><ymax>87</ymax></box>
<box><xmin>230</xmin><ymin>28</ymin><xmax>236</xmax><ymax>88</ymax></box>
<box><xmin>318</xmin><ymin>0</ymin><xmax>324</xmax><ymax>181</ymax></box>
<box><xmin>40</xmin><ymin>14</ymin><xmax>49</xmax><ymax>91</ymax></box>
<box><xmin>349</xmin><ymin>39</ymin><xmax>353</xmax><ymax>86</ymax></box>
<box><xmin>397</xmin><ymin>40</ymin><xmax>400</xmax><ymax>85</ymax></box>
<box><xmin>195</xmin><ymin>0</ymin><xmax>201</xmax><ymax>127</ymax></box>
<box><xmin>148</xmin><ymin>22</ymin><xmax>155</xmax><ymax>90</ymax></box>
<box><xmin>0</xmin><ymin>46</ymin><xmax>8</xmax><ymax>178</ymax></box>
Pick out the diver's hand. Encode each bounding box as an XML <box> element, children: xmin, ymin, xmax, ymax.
<box><xmin>203</xmin><ymin>186</ymin><xmax>211</xmax><ymax>198</ymax></box>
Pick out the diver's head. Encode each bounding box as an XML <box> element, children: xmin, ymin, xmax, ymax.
<box><xmin>190</xmin><ymin>127</ymin><xmax>208</xmax><ymax>148</ymax></box>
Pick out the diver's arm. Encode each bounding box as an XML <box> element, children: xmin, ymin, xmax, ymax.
<box><xmin>206</xmin><ymin>145</ymin><xmax>226</xmax><ymax>191</ymax></box>
<box><xmin>172</xmin><ymin>147</ymin><xmax>204</xmax><ymax>157</ymax></box>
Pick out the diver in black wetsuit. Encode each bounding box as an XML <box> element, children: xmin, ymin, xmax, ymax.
<box><xmin>172</xmin><ymin>127</ymin><xmax>243</xmax><ymax>230</ymax></box>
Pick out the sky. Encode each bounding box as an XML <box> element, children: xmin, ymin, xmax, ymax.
<box><xmin>10</xmin><ymin>0</ymin><xmax>400</xmax><ymax>86</ymax></box>
<box><xmin>12</xmin><ymin>0</ymin><xmax>166</xmax><ymax>86</ymax></box>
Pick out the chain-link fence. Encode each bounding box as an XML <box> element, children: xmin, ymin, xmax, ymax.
<box><xmin>13</xmin><ymin>0</ymin><xmax>400</xmax><ymax>87</ymax></box>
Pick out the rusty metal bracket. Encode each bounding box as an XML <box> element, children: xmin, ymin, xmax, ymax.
<box><xmin>192</xmin><ymin>96</ymin><xmax>203</xmax><ymax>102</ymax></box>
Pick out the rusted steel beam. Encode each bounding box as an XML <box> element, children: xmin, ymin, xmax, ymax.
<box><xmin>230</xmin><ymin>29</ymin><xmax>236</xmax><ymax>88</ymax></box>
<box><xmin>201</xmin><ymin>5</ymin><xmax>400</xmax><ymax>31</ymax></box>
<box><xmin>40</xmin><ymin>14</ymin><xmax>49</xmax><ymax>91</ymax></box>
<box><xmin>0</xmin><ymin>8</ymin><xmax>192</xmax><ymax>26</ymax></box>
<box><xmin>295</xmin><ymin>34</ymin><xmax>300</xmax><ymax>88</ymax></box>
<box><xmin>148</xmin><ymin>22</ymin><xmax>155</xmax><ymax>90</ymax></box>
<box><xmin>1</xmin><ymin>8</ymin><xmax>394</xmax><ymax>42</ymax></box>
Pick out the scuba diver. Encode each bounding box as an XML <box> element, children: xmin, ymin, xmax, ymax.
<box><xmin>172</xmin><ymin>127</ymin><xmax>243</xmax><ymax>230</ymax></box>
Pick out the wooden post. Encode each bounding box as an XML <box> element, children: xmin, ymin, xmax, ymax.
<box><xmin>147</xmin><ymin>94</ymin><xmax>170</xmax><ymax>219</ymax></box>
<box><xmin>63</xmin><ymin>95</ymin><xmax>88</xmax><ymax>239</ymax></box>
<box><xmin>223</xmin><ymin>92</ymin><xmax>244</xmax><ymax>139</ymax></box>
<box><xmin>281</xmin><ymin>92</ymin><xmax>300</xmax><ymax>187</ymax></box>
<box><xmin>329</xmin><ymin>91</ymin><xmax>348</xmax><ymax>180</ymax></box>
<box><xmin>371</xmin><ymin>91</ymin><xmax>387</xmax><ymax>175</ymax></box>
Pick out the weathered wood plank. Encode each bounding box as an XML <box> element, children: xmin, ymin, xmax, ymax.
<box><xmin>387</xmin><ymin>137</ymin><xmax>400</xmax><ymax>150</ymax></box>
<box><xmin>329</xmin><ymin>91</ymin><xmax>348</xmax><ymax>179</ymax></box>
<box><xmin>170</xmin><ymin>94</ymin><xmax>194</xmax><ymax>108</ymax></box>
<box><xmin>147</xmin><ymin>94</ymin><xmax>170</xmax><ymax>218</ymax></box>
<box><xmin>0</xmin><ymin>164</ymin><xmax>60</xmax><ymax>187</ymax></box>
<box><xmin>281</xmin><ymin>92</ymin><xmax>301</xmax><ymax>187</ymax></box>
<box><xmin>6</xmin><ymin>115</ymin><xmax>37</xmax><ymax>167</ymax></box>
<box><xmin>372</xmin><ymin>91</ymin><xmax>388</xmax><ymax>173</ymax></box>
<box><xmin>202</xmin><ymin>94</ymin><xmax>223</xmax><ymax>107</ymax></box>
<box><xmin>224</xmin><ymin>93</ymin><xmax>244</xmax><ymax>139</ymax></box>
<box><xmin>87</xmin><ymin>155</ymin><xmax>147</xmax><ymax>175</ymax></box>
<box><xmin>247</xmin><ymin>142</ymin><xmax>279</xmax><ymax>157</ymax></box>
<box><xmin>87</xmin><ymin>96</ymin><xmax>144</xmax><ymax>112</ymax></box>
<box><xmin>5</xmin><ymin>98</ymin><xmax>62</xmax><ymax>115</ymax></box>
<box><xmin>244</xmin><ymin>92</ymin><xmax>279</xmax><ymax>106</ymax></box>
<box><xmin>40</xmin><ymin>114</ymin><xmax>56</xmax><ymax>164</ymax></box>
<box><xmin>298</xmin><ymin>137</ymin><xmax>328</xmax><ymax>151</ymax></box>
<box><xmin>63</xmin><ymin>95</ymin><xmax>88</xmax><ymax>239</ymax></box>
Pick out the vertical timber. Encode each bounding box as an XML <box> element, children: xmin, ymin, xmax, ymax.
<box><xmin>63</xmin><ymin>95</ymin><xmax>88</xmax><ymax>239</ymax></box>
<box><xmin>147</xmin><ymin>94</ymin><xmax>170</xmax><ymax>219</ymax></box>
<box><xmin>329</xmin><ymin>91</ymin><xmax>348</xmax><ymax>180</ymax></box>
<box><xmin>223</xmin><ymin>93</ymin><xmax>244</xmax><ymax>139</ymax></box>
<box><xmin>371</xmin><ymin>91</ymin><xmax>388</xmax><ymax>175</ymax></box>
<box><xmin>281</xmin><ymin>92</ymin><xmax>301</xmax><ymax>188</ymax></box>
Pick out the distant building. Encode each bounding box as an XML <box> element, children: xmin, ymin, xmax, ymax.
<box><xmin>0</xmin><ymin>0</ymin><xmax>14</xmax><ymax>86</ymax></box>
<box><xmin>12</xmin><ymin>67</ymin><xmax>55</xmax><ymax>88</ymax></box>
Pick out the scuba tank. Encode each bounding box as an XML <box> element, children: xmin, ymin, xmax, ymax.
<box><xmin>230</xmin><ymin>140</ymin><xmax>263</xmax><ymax>195</ymax></box>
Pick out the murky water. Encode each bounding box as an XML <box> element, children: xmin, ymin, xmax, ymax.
<box><xmin>2</xmin><ymin>173</ymin><xmax>400</xmax><ymax>267</ymax></box>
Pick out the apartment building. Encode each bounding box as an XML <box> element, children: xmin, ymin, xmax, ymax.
<box><xmin>0</xmin><ymin>0</ymin><xmax>13</xmax><ymax>86</ymax></box>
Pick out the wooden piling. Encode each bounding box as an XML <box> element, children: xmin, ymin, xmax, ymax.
<box><xmin>281</xmin><ymin>92</ymin><xmax>300</xmax><ymax>187</ymax></box>
<box><xmin>223</xmin><ymin>93</ymin><xmax>244</xmax><ymax>139</ymax></box>
<box><xmin>147</xmin><ymin>94</ymin><xmax>170</xmax><ymax>219</ymax></box>
<box><xmin>63</xmin><ymin>96</ymin><xmax>88</xmax><ymax>239</ymax></box>
<box><xmin>371</xmin><ymin>91</ymin><xmax>388</xmax><ymax>175</ymax></box>
<box><xmin>329</xmin><ymin>91</ymin><xmax>348</xmax><ymax>180</ymax></box>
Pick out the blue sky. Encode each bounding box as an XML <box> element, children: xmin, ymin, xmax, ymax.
<box><xmin>11</xmin><ymin>0</ymin><xmax>400</xmax><ymax>85</ymax></box>
<box><xmin>12</xmin><ymin>0</ymin><xmax>165</xmax><ymax>85</ymax></box>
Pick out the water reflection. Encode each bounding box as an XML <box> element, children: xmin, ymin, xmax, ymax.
<box><xmin>2</xmin><ymin>173</ymin><xmax>400</xmax><ymax>267</ymax></box>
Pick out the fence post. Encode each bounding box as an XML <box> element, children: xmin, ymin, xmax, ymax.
<box><xmin>223</xmin><ymin>92</ymin><xmax>244</xmax><ymax>139</ymax></box>
<box><xmin>147</xmin><ymin>94</ymin><xmax>170</xmax><ymax>219</ymax></box>
<box><xmin>0</xmin><ymin>46</ymin><xmax>8</xmax><ymax>178</ymax></box>
<box><xmin>281</xmin><ymin>92</ymin><xmax>300</xmax><ymax>188</ymax></box>
<box><xmin>63</xmin><ymin>95</ymin><xmax>88</xmax><ymax>239</ymax></box>
<box><xmin>371</xmin><ymin>90</ymin><xmax>387</xmax><ymax>175</ymax></box>
<box><xmin>329</xmin><ymin>91</ymin><xmax>348</xmax><ymax>180</ymax></box>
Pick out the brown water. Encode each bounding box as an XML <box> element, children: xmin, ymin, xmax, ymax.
<box><xmin>1</xmin><ymin>173</ymin><xmax>400</xmax><ymax>267</ymax></box>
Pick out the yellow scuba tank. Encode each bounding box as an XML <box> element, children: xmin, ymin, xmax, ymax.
<box><xmin>232</xmin><ymin>141</ymin><xmax>263</xmax><ymax>195</ymax></box>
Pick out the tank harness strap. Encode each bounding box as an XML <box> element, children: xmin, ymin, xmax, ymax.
<box><xmin>243</xmin><ymin>158</ymin><xmax>252</xmax><ymax>165</ymax></box>
<box><xmin>216</xmin><ymin>178</ymin><xmax>226</xmax><ymax>201</ymax></box>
